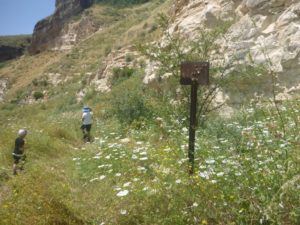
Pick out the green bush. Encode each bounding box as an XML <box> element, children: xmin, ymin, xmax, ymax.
<box><xmin>32</xmin><ymin>78</ymin><xmax>39</xmax><ymax>86</ymax></box>
<box><xmin>111</xmin><ymin>77</ymin><xmax>151</xmax><ymax>125</ymax></box>
<box><xmin>111</xmin><ymin>66</ymin><xmax>135</xmax><ymax>86</ymax></box>
<box><xmin>32</xmin><ymin>79</ymin><xmax>48</xmax><ymax>87</ymax></box>
<box><xmin>125</xmin><ymin>53</ymin><xmax>134</xmax><ymax>62</ymax></box>
<box><xmin>33</xmin><ymin>91</ymin><xmax>44</xmax><ymax>100</ymax></box>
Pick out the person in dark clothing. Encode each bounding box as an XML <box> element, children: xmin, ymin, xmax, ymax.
<box><xmin>12</xmin><ymin>129</ymin><xmax>27</xmax><ymax>175</ymax></box>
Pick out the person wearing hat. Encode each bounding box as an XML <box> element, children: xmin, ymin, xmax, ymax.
<box><xmin>81</xmin><ymin>106</ymin><xmax>93</xmax><ymax>142</ymax></box>
<box><xmin>12</xmin><ymin>129</ymin><xmax>27</xmax><ymax>175</ymax></box>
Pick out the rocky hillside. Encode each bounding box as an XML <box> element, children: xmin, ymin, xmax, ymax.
<box><xmin>170</xmin><ymin>0</ymin><xmax>300</xmax><ymax>101</ymax></box>
<box><xmin>3</xmin><ymin>0</ymin><xmax>300</xmax><ymax>104</ymax></box>
<box><xmin>0</xmin><ymin>0</ymin><xmax>167</xmax><ymax>103</ymax></box>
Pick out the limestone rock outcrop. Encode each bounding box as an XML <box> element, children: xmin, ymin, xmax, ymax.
<box><xmin>92</xmin><ymin>47</ymin><xmax>142</xmax><ymax>92</ymax></box>
<box><xmin>29</xmin><ymin>0</ymin><xmax>95</xmax><ymax>54</ymax></box>
<box><xmin>169</xmin><ymin>0</ymin><xmax>300</xmax><ymax>101</ymax></box>
<box><xmin>0</xmin><ymin>78</ymin><xmax>8</xmax><ymax>102</ymax></box>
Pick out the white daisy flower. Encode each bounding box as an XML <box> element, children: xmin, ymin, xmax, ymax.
<box><xmin>120</xmin><ymin>209</ymin><xmax>127</xmax><ymax>215</ymax></box>
<box><xmin>117</xmin><ymin>190</ymin><xmax>129</xmax><ymax>197</ymax></box>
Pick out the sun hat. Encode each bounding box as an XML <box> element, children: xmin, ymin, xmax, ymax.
<box><xmin>18</xmin><ymin>129</ymin><xmax>27</xmax><ymax>137</ymax></box>
<box><xmin>83</xmin><ymin>106</ymin><xmax>90</xmax><ymax>112</ymax></box>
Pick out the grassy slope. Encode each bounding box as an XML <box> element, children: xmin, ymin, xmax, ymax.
<box><xmin>0</xmin><ymin>0</ymin><xmax>172</xmax><ymax>224</ymax></box>
<box><xmin>0</xmin><ymin>1</ymin><xmax>300</xmax><ymax>224</ymax></box>
<box><xmin>1</xmin><ymin>51</ymin><xmax>65</xmax><ymax>99</ymax></box>
<box><xmin>0</xmin><ymin>1</ymin><xmax>165</xmax><ymax>101</ymax></box>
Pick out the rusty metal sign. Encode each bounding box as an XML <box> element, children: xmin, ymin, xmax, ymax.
<box><xmin>180</xmin><ymin>61</ymin><xmax>209</xmax><ymax>174</ymax></box>
<box><xmin>180</xmin><ymin>61</ymin><xmax>209</xmax><ymax>85</ymax></box>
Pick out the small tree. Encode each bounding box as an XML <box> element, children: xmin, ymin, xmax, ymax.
<box><xmin>111</xmin><ymin>76</ymin><xmax>151</xmax><ymax>125</ymax></box>
<box><xmin>139</xmin><ymin>14</ymin><xmax>233</xmax><ymax>126</ymax></box>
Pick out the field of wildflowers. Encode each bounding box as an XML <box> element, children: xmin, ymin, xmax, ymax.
<box><xmin>70</xmin><ymin>99</ymin><xmax>300</xmax><ymax>224</ymax></box>
<box><xmin>1</xmin><ymin>90</ymin><xmax>299</xmax><ymax>224</ymax></box>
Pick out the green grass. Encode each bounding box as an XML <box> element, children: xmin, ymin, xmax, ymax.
<box><xmin>1</xmin><ymin>75</ymin><xmax>300</xmax><ymax>224</ymax></box>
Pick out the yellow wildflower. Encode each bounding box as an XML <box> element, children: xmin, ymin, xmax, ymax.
<box><xmin>201</xmin><ymin>219</ymin><xmax>208</xmax><ymax>225</ymax></box>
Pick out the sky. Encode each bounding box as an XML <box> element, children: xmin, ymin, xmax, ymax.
<box><xmin>0</xmin><ymin>0</ymin><xmax>55</xmax><ymax>36</ymax></box>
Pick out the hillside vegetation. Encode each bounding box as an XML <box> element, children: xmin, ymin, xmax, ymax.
<box><xmin>0</xmin><ymin>35</ymin><xmax>31</xmax><ymax>48</ymax></box>
<box><xmin>0</xmin><ymin>1</ymin><xmax>300</xmax><ymax>225</ymax></box>
<box><xmin>0</xmin><ymin>35</ymin><xmax>31</xmax><ymax>64</ymax></box>
<box><xmin>96</xmin><ymin>0</ymin><xmax>150</xmax><ymax>5</ymax></box>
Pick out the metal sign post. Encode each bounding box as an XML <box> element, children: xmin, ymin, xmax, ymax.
<box><xmin>180</xmin><ymin>62</ymin><xmax>209</xmax><ymax>174</ymax></box>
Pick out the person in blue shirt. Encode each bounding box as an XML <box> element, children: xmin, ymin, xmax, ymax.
<box><xmin>81</xmin><ymin>107</ymin><xmax>93</xmax><ymax>142</ymax></box>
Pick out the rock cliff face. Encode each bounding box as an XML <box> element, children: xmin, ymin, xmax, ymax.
<box><xmin>0</xmin><ymin>46</ymin><xmax>24</xmax><ymax>62</ymax></box>
<box><xmin>169</xmin><ymin>0</ymin><xmax>300</xmax><ymax>101</ymax></box>
<box><xmin>28</xmin><ymin>0</ymin><xmax>95</xmax><ymax>54</ymax></box>
<box><xmin>0</xmin><ymin>36</ymin><xmax>31</xmax><ymax>62</ymax></box>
